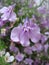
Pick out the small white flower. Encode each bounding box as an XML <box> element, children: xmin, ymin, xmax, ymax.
<box><xmin>0</xmin><ymin>49</ymin><xmax>5</xmax><ymax>57</ymax></box>
<box><xmin>5</xmin><ymin>52</ymin><xmax>14</xmax><ymax>63</ymax></box>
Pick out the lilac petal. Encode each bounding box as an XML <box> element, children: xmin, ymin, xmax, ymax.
<box><xmin>40</xmin><ymin>34</ymin><xmax>48</xmax><ymax>43</ymax></box>
<box><xmin>14</xmin><ymin>47</ymin><xmax>19</xmax><ymax>53</ymax></box>
<box><xmin>35</xmin><ymin>43</ymin><xmax>43</xmax><ymax>52</ymax></box>
<box><xmin>37</xmin><ymin>6</ymin><xmax>46</xmax><ymax>14</ymax></box>
<box><xmin>23</xmin><ymin>17</ymin><xmax>30</xmax><ymax>27</ymax></box>
<box><xmin>10</xmin><ymin>45</ymin><xmax>15</xmax><ymax>51</ymax></box>
<box><xmin>15</xmin><ymin>53</ymin><xmax>24</xmax><ymax>62</ymax></box>
<box><xmin>0</xmin><ymin>7</ymin><xmax>8</xmax><ymax>13</ymax></box>
<box><xmin>24</xmin><ymin>47</ymin><xmax>32</xmax><ymax>55</ymax></box>
<box><xmin>24</xmin><ymin>58</ymin><xmax>33</xmax><ymax>65</ymax></box>
<box><xmin>44</xmin><ymin>43</ymin><xmax>49</xmax><ymax>53</ymax></box>
<box><xmin>31</xmin><ymin>46</ymin><xmax>37</xmax><ymax>51</ymax></box>
<box><xmin>40</xmin><ymin>17</ymin><xmax>49</xmax><ymax>29</ymax></box>
<box><xmin>1</xmin><ymin>12</ymin><xmax>9</xmax><ymax>21</ymax></box>
<box><xmin>31</xmin><ymin>43</ymin><xmax>43</xmax><ymax>52</ymax></box>
<box><xmin>29</xmin><ymin>29</ymin><xmax>41</xmax><ymax>43</ymax></box>
<box><xmin>24</xmin><ymin>17</ymin><xmax>29</xmax><ymax>23</ymax></box>
<box><xmin>9</xmin><ymin>12</ymin><xmax>17</xmax><ymax>22</ymax></box>
<box><xmin>20</xmin><ymin>30</ymin><xmax>30</xmax><ymax>47</ymax></box>
<box><xmin>10</xmin><ymin>46</ymin><xmax>19</xmax><ymax>53</ymax></box>
<box><xmin>41</xmin><ymin>20</ymin><xmax>49</xmax><ymax>29</ymax></box>
<box><xmin>11</xmin><ymin>27</ymin><xmax>20</xmax><ymax>42</ymax></box>
<box><xmin>0</xmin><ymin>19</ymin><xmax>6</xmax><ymax>27</ymax></box>
<box><xmin>11</xmin><ymin>24</ymin><xmax>23</xmax><ymax>42</ymax></box>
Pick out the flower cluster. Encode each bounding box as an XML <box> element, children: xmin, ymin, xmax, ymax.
<box><xmin>0</xmin><ymin>0</ymin><xmax>49</xmax><ymax>65</ymax></box>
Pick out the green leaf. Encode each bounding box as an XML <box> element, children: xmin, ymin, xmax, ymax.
<box><xmin>0</xmin><ymin>39</ymin><xmax>6</xmax><ymax>50</ymax></box>
<box><xmin>0</xmin><ymin>56</ymin><xmax>10</xmax><ymax>65</ymax></box>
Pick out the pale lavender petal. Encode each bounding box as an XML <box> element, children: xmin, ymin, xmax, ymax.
<box><xmin>35</xmin><ymin>43</ymin><xmax>43</xmax><ymax>52</ymax></box>
<box><xmin>10</xmin><ymin>46</ymin><xmax>19</xmax><ymax>53</ymax></box>
<box><xmin>29</xmin><ymin>29</ymin><xmax>41</xmax><ymax>43</ymax></box>
<box><xmin>31</xmin><ymin>43</ymin><xmax>43</xmax><ymax>52</ymax></box>
<box><xmin>11</xmin><ymin>24</ymin><xmax>23</xmax><ymax>43</ymax></box>
<box><xmin>44</xmin><ymin>43</ymin><xmax>49</xmax><ymax>53</ymax></box>
<box><xmin>20</xmin><ymin>30</ymin><xmax>30</xmax><ymax>47</ymax></box>
<box><xmin>37</xmin><ymin>6</ymin><xmax>46</xmax><ymax>14</ymax></box>
<box><xmin>11</xmin><ymin>27</ymin><xmax>20</xmax><ymax>42</ymax></box>
<box><xmin>40</xmin><ymin>17</ymin><xmax>49</xmax><ymax>29</ymax></box>
<box><xmin>24</xmin><ymin>58</ymin><xmax>33</xmax><ymax>65</ymax></box>
<box><xmin>0</xmin><ymin>7</ymin><xmax>8</xmax><ymax>13</ymax></box>
<box><xmin>9</xmin><ymin>12</ymin><xmax>17</xmax><ymax>22</ymax></box>
<box><xmin>40</xmin><ymin>34</ymin><xmax>48</xmax><ymax>44</ymax></box>
<box><xmin>24</xmin><ymin>47</ymin><xmax>32</xmax><ymax>55</ymax></box>
<box><xmin>0</xmin><ymin>19</ymin><xmax>6</xmax><ymax>27</ymax></box>
<box><xmin>1</xmin><ymin>13</ymin><xmax>9</xmax><ymax>21</ymax></box>
<box><xmin>23</xmin><ymin>17</ymin><xmax>30</xmax><ymax>26</ymax></box>
<box><xmin>31</xmin><ymin>46</ymin><xmax>37</xmax><ymax>51</ymax></box>
<box><xmin>15</xmin><ymin>53</ymin><xmax>24</xmax><ymax>62</ymax></box>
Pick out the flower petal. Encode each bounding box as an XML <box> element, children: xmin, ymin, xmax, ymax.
<box><xmin>0</xmin><ymin>7</ymin><xmax>8</xmax><ymax>13</ymax></box>
<box><xmin>11</xmin><ymin>24</ymin><xmax>22</xmax><ymax>42</ymax></box>
<box><xmin>11</xmin><ymin>27</ymin><xmax>20</xmax><ymax>42</ymax></box>
<box><xmin>29</xmin><ymin>29</ymin><xmax>41</xmax><ymax>43</ymax></box>
<box><xmin>7</xmin><ymin>56</ymin><xmax>14</xmax><ymax>62</ymax></box>
<box><xmin>20</xmin><ymin>31</ymin><xmax>30</xmax><ymax>46</ymax></box>
<box><xmin>1</xmin><ymin>13</ymin><xmax>8</xmax><ymax>21</ymax></box>
<box><xmin>5</xmin><ymin>52</ymin><xmax>10</xmax><ymax>57</ymax></box>
<box><xmin>9</xmin><ymin>12</ymin><xmax>17</xmax><ymax>22</ymax></box>
<box><xmin>15</xmin><ymin>53</ymin><xmax>24</xmax><ymax>62</ymax></box>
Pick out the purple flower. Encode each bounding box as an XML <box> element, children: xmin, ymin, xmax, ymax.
<box><xmin>10</xmin><ymin>45</ymin><xmax>19</xmax><ymax>53</ymax></box>
<box><xmin>11</xmin><ymin>24</ymin><xmax>23</xmax><ymax>42</ymax></box>
<box><xmin>0</xmin><ymin>19</ymin><xmax>6</xmax><ymax>27</ymax></box>
<box><xmin>31</xmin><ymin>43</ymin><xmax>43</xmax><ymax>52</ymax></box>
<box><xmin>44</xmin><ymin>43</ymin><xmax>49</xmax><ymax>53</ymax></box>
<box><xmin>24</xmin><ymin>47</ymin><xmax>32</xmax><ymax>55</ymax></box>
<box><xmin>37</xmin><ymin>6</ymin><xmax>46</xmax><ymax>14</ymax></box>
<box><xmin>11</xmin><ymin>18</ymin><xmax>41</xmax><ymax>46</ymax></box>
<box><xmin>24</xmin><ymin>58</ymin><xmax>33</xmax><ymax>65</ymax></box>
<box><xmin>40</xmin><ymin>17</ymin><xmax>49</xmax><ymax>29</ymax></box>
<box><xmin>40</xmin><ymin>34</ymin><xmax>48</xmax><ymax>44</ymax></box>
<box><xmin>0</xmin><ymin>4</ymin><xmax>17</xmax><ymax>22</ymax></box>
<box><xmin>15</xmin><ymin>53</ymin><xmax>24</xmax><ymax>62</ymax></box>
